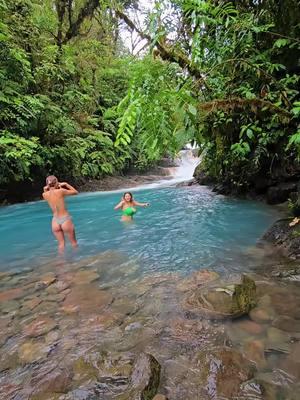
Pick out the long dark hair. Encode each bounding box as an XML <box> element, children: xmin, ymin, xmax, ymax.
<box><xmin>123</xmin><ymin>192</ymin><xmax>133</xmax><ymax>202</ymax></box>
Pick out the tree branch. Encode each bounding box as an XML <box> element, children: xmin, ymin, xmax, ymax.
<box><xmin>116</xmin><ymin>9</ymin><xmax>202</xmax><ymax>80</ymax></box>
<box><xmin>62</xmin><ymin>0</ymin><xmax>100</xmax><ymax>44</ymax></box>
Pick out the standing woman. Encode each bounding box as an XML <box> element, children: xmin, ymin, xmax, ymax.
<box><xmin>42</xmin><ymin>175</ymin><xmax>78</xmax><ymax>252</ymax></box>
<box><xmin>114</xmin><ymin>192</ymin><xmax>149</xmax><ymax>221</ymax></box>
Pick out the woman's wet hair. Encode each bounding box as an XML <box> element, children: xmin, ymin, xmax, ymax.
<box><xmin>46</xmin><ymin>175</ymin><xmax>58</xmax><ymax>187</ymax></box>
<box><xmin>123</xmin><ymin>192</ymin><xmax>133</xmax><ymax>201</ymax></box>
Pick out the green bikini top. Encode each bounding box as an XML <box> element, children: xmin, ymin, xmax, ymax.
<box><xmin>122</xmin><ymin>207</ymin><xmax>136</xmax><ymax>216</ymax></box>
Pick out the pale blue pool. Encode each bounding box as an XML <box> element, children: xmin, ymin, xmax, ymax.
<box><xmin>0</xmin><ymin>186</ymin><xmax>278</xmax><ymax>274</ymax></box>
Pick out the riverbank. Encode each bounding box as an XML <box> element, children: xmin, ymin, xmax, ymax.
<box><xmin>1</xmin><ymin>250</ymin><xmax>300</xmax><ymax>399</ymax></box>
<box><xmin>0</xmin><ymin>168</ymin><xmax>173</xmax><ymax>206</ymax></box>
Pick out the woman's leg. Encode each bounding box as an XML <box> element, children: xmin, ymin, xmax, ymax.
<box><xmin>62</xmin><ymin>218</ymin><xmax>78</xmax><ymax>248</ymax></box>
<box><xmin>52</xmin><ymin>219</ymin><xmax>65</xmax><ymax>253</ymax></box>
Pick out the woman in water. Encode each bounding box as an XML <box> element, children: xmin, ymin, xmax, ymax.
<box><xmin>42</xmin><ymin>175</ymin><xmax>78</xmax><ymax>252</ymax></box>
<box><xmin>114</xmin><ymin>192</ymin><xmax>149</xmax><ymax>221</ymax></box>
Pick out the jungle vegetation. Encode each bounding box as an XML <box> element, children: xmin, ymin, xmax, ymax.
<box><xmin>1</xmin><ymin>0</ymin><xmax>299</xmax><ymax>194</ymax></box>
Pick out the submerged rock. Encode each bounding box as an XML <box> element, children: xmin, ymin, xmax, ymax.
<box><xmin>131</xmin><ymin>353</ymin><xmax>161</xmax><ymax>400</ymax></box>
<box><xmin>272</xmin><ymin>315</ymin><xmax>300</xmax><ymax>332</ymax></box>
<box><xmin>243</xmin><ymin>339</ymin><xmax>266</xmax><ymax>368</ymax></box>
<box><xmin>177</xmin><ymin>269</ymin><xmax>219</xmax><ymax>292</ymax></box>
<box><xmin>265</xmin><ymin>327</ymin><xmax>291</xmax><ymax>353</ymax></box>
<box><xmin>62</xmin><ymin>285</ymin><xmax>113</xmax><ymax>315</ymax></box>
<box><xmin>0</xmin><ymin>287</ymin><xmax>24</xmax><ymax>302</ymax></box>
<box><xmin>184</xmin><ymin>275</ymin><xmax>256</xmax><ymax>319</ymax></box>
<box><xmin>18</xmin><ymin>340</ymin><xmax>50</xmax><ymax>364</ymax></box>
<box><xmin>249</xmin><ymin>306</ymin><xmax>275</xmax><ymax>323</ymax></box>
<box><xmin>23</xmin><ymin>316</ymin><xmax>57</xmax><ymax>338</ymax></box>
<box><xmin>71</xmin><ymin>351</ymin><xmax>160</xmax><ymax>400</ymax></box>
<box><xmin>72</xmin><ymin>269</ymin><xmax>100</xmax><ymax>285</ymax></box>
<box><xmin>195</xmin><ymin>347</ymin><xmax>255</xmax><ymax>398</ymax></box>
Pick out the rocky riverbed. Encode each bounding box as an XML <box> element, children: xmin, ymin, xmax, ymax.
<box><xmin>1</xmin><ymin>250</ymin><xmax>300</xmax><ymax>400</ymax></box>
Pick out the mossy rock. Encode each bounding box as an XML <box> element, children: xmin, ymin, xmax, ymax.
<box><xmin>184</xmin><ymin>274</ymin><xmax>256</xmax><ymax>319</ymax></box>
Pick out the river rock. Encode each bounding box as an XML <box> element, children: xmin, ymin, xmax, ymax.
<box><xmin>31</xmin><ymin>368</ymin><xmax>73</xmax><ymax>395</ymax></box>
<box><xmin>177</xmin><ymin>269</ymin><xmax>219</xmax><ymax>292</ymax></box>
<box><xmin>111</xmin><ymin>296</ymin><xmax>139</xmax><ymax>316</ymax></box>
<box><xmin>72</xmin><ymin>351</ymin><xmax>160</xmax><ymax>400</ymax></box>
<box><xmin>46</xmin><ymin>280</ymin><xmax>70</xmax><ymax>294</ymax></box>
<box><xmin>243</xmin><ymin>339</ymin><xmax>266</xmax><ymax>367</ymax></box>
<box><xmin>18</xmin><ymin>340</ymin><xmax>50</xmax><ymax>364</ymax></box>
<box><xmin>0</xmin><ymin>351</ymin><xmax>19</xmax><ymax>372</ymax></box>
<box><xmin>131</xmin><ymin>353</ymin><xmax>161</xmax><ymax>400</ymax></box>
<box><xmin>195</xmin><ymin>348</ymin><xmax>255</xmax><ymax>398</ymax></box>
<box><xmin>249</xmin><ymin>307</ymin><xmax>275</xmax><ymax>323</ymax></box>
<box><xmin>0</xmin><ymin>299</ymin><xmax>20</xmax><ymax>314</ymax></box>
<box><xmin>184</xmin><ymin>275</ymin><xmax>256</xmax><ymax>319</ymax></box>
<box><xmin>272</xmin><ymin>315</ymin><xmax>300</xmax><ymax>332</ymax></box>
<box><xmin>23</xmin><ymin>297</ymin><xmax>42</xmax><ymax>310</ymax></box>
<box><xmin>233</xmin><ymin>319</ymin><xmax>265</xmax><ymax>335</ymax></box>
<box><xmin>125</xmin><ymin>322</ymin><xmax>143</xmax><ymax>331</ymax></box>
<box><xmin>45</xmin><ymin>330</ymin><xmax>60</xmax><ymax>345</ymax></box>
<box><xmin>0</xmin><ymin>287</ymin><xmax>24</xmax><ymax>302</ymax></box>
<box><xmin>62</xmin><ymin>285</ymin><xmax>113</xmax><ymax>314</ymax></box>
<box><xmin>40</xmin><ymin>272</ymin><xmax>57</xmax><ymax>287</ymax></box>
<box><xmin>265</xmin><ymin>327</ymin><xmax>290</xmax><ymax>353</ymax></box>
<box><xmin>72</xmin><ymin>269</ymin><xmax>100</xmax><ymax>285</ymax></box>
<box><xmin>152</xmin><ymin>395</ymin><xmax>167</xmax><ymax>400</ymax></box>
<box><xmin>23</xmin><ymin>316</ymin><xmax>57</xmax><ymax>337</ymax></box>
<box><xmin>267</xmin><ymin>182</ymin><xmax>297</xmax><ymax>205</ymax></box>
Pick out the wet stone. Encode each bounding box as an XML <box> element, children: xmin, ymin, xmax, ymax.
<box><xmin>46</xmin><ymin>280</ymin><xmax>70</xmax><ymax>294</ymax></box>
<box><xmin>195</xmin><ymin>347</ymin><xmax>255</xmax><ymax>399</ymax></box>
<box><xmin>62</xmin><ymin>285</ymin><xmax>113</xmax><ymax>314</ymax></box>
<box><xmin>0</xmin><ymin>300</ymin><xmax>20</xmax><ymax>314</ymax></box>
<box><xmin>40</xmin><ymin>272</ymin><xmax>57</xmax><ymax>287</ymax></box>
<box><xmin>111</xmin><ymin>296</ymin><xmax>139</xmax><ymax>316</ymax></box>
<box><xmin>0</xmin><ymin>351</ymin><xmax>19</xmax><ymax>372</ymax></box>
<box><xmin>131</xmin><ymin>353</ymin><xmax>161</xmax><ymax>400</ymax></box>
<box><xmin>177</xmin><ymin>269</ymin><xmax>220</xmax><ymax>292</ymax></box>
<box><xmin>22</xmin><ymin>297</ymin><xmax>42</xmax><ymax>310</ymax></box>
<box><xmin>23</xmin><ymin>316</ymin><xmax>58</xmax><ymax>338</ymax></box>
<box><xmin>18</xmin><ymin>340</ymin><xmax>50</xmax><ymax>364</ymax></box>
<box><xmin>0</xmin><ymin>287</ymin><xmax>24</xmax><ymax>303</ymax></box>
<box><xmin>72</xmin><ymin>269</ymin><xmax>100</xmax><ymax>285</ymax></box>
<box><xmin>184</xmin><ymin>275</ymin><xmax>256</xmax><ymax>319</ymax></box>
<box><xmin>266</xmin><ymin>327</ymin><xmax>290</xmax><ymax>353</ymax></box>
<box><xmin>125</xmin><ymin>322</ymin><xmax>143</xmax><ymax>331</ymax></box>
<box><xmin>243</xmin><ymin>339</ymin><xmax>266</xmax><ymax>368</ymax></box>
<box><xmin>31</xmin><ymin>368</ymin><xmax>73</xmax><ymax>395</ymax></box>
<box><xmin>45</xmin><ymin>330</ymin><xmax>60</xmax><ymax>345</ymax></box>
<box><xmin>272</xmin><ymin>315</ymin><xmax>300</xmax><ymax>333</ymax></box>
<box><xmin>34</xmin><ymin>301</ymin><xmax>58</xmax><ymax>315</ymax></box>
<box><xmin>249</xmin><ymin>307</ymin><xmax>275</xmax><ymax>323</ymax></box>
<box><xmin>233</xmin><ymin>319</ymin><xmax>265</xmax><ymax>336</ymax></box>
<box><xmin>45</xmin><ymin>293</ymin><xmax>67</xmax><ymax>302</ymax></box>
<box><xmin>83</xmin><ymin>312</ymin><xmax>122</xmax><ymax>331</ymax></box>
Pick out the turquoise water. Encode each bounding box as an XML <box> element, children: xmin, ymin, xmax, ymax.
<box><xmin>0</xmin><ymin>186</ymin><xmax>278</xmax><ymax>274</ymax></box>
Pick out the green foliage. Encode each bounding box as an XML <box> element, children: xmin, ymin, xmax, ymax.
<box><xmin>0</xmin><ymin>0</ymin><xmax>132</xmax><ymax>187</ymax></box>
<box><xmin>168</xmin><ymin>0</ymin><xmax>300</xmax><ymax>191</ymax></box>
<box><xmin>0</xmin><ymin>131</ymin><xmax>43</xmax><ymax>183</ymax></box>
<box><xmin>115</xmin><ymin>57</ymin><xmax>197</xmax><ymax>169</ymax></box>
<box><xmin>1</xmin><ymin>0</ymin><xmax>300</xmax><ymax>196</ymax></box>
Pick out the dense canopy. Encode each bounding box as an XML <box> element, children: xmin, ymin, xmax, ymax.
<box><xmin>1</xmin><ymin>0</ymin><xmax>299</xmax><ymax>195</ymax></box>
